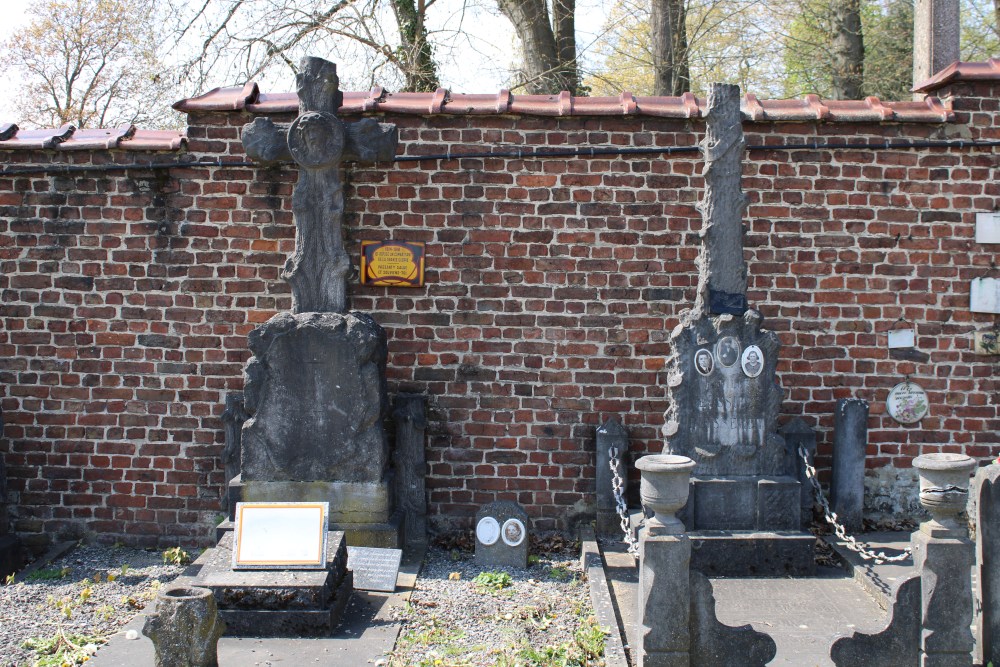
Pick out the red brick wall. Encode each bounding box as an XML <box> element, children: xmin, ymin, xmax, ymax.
<box><xmin>1</xmin><ymin>83</ymin><xmax>998</xmax><ymax>550</ymax></box>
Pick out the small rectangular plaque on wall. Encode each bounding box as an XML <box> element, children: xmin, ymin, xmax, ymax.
<box><xmin>361</xmin><ymin>241</ymin><xmax>425</xmax><ymax>287</ymax></box>
<box><xmin>975</xmin><ymin>212</ymin><xmax>1000</xmax><ymax>244</ymax></box>
<box><xmin>232</xmin><ymin>502</ymin><xmax>328</xmax><ymax>570</ymax></box>
<box><xmin>971</xmin><ymin>277</ymin><xmax>1000</xmax><ymax>314</ymax></box>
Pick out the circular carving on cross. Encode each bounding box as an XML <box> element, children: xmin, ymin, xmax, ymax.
<box><xmin>287</xmin><ymin>111</ymin><xmax>344</xmax><ymax>169</ymax></box>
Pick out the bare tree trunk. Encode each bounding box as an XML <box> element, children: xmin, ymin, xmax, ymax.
<box><xmin>651</xmin><ymin>0</ymin><xmax>689</xmax><ymax>96</ymax></box>
<box><xmin>552</xmin><ymin>0</ymin><xmax>579</xmax><ymax>93</ymax></box>
<box><xmin>390</xmin><ymin>0</ymin><xmax>440</xmax><ymax>91</ymax></box>
<box><xmin>830</xmin><ymin>0</ymin><xmax>864</xmax><ymax>99</ymax></box>
<box><xmin>497</xmin><ymin>0</ymin><xmax>575</xmax><ymax>93</ymax></box>
<box><xmin>993</xmin><ymin>0</ymin><xmax>1000</xmax><ymax>38</ymax></box>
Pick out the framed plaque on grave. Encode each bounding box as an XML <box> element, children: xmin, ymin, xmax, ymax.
<box><xmin>232</xmin><ymin>502</ymin><xmax>329</xmax><ymax>570</ymax></box>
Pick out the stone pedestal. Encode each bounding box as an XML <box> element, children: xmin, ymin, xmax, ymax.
<box><xmin>178</xmin><ymin>531</ymin><xmax>352</xmax><ymax>637</ymax></box>
<box><xmin>143</xmin><ymin>586</ymin><xmax>225</xmax><ymax>667</ymax></box>
<box><xmin>912</xmin><ymin>452</ymin><xmax>976</xmax><ymax>667</ymax></box>
<box><xmin>976</xmin><ymin>464</ymin><xmax>1000</xmax><ymax>667</ymax></box>
<box><xmin>638</xmin><ymin>530</ymin><xmax>691</xmax><ymax>667</ymax></box>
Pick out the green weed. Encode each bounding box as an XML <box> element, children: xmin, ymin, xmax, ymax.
<box><xmin>472</xmin><ymin>571</ymin><xmax>513</xmax><ymax>593</ymax></box>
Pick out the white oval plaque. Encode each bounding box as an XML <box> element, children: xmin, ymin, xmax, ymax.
<box><xmin>476</xmin><ymin>516</ymin><xmax>500</xmax><ymax>546</ymax></box>
<box><xmin>501</xmin><ymin>518</ymin><xmax>526</xmax><ymax>547</ymax></box>
<box><xmin>741</xmin><ymin>345</ymin><xmax>763</xmax><ymax>378</ymax></box>
<box><xmin>887</xmin><ymin>381</ymin><xmax>929</xmax><ymax>424</ymax></box>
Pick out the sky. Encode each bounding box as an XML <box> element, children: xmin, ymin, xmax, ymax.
<box><xmin>0</xmin><ymin>0</ymin><xmax>614</xmax><ymax>126</ymax></box>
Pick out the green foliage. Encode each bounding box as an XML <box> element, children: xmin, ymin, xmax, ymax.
<box><xmin>27</xmin><ymin>566</ymin><xmax>71</xmax><ymax>581</ymax></box>
<box><xmin>472</xmin><ymin>571</ymin><xmax>513</xmax><ymax>593</ymax></box>
<box><xmin>862</xmin><ymin>0</ymin><xmax>914</xmax><ymax>99</ymax></box>
<box><xmin>163</xmin><ymin>546</ymin><xmax>191</xmax><ymax>566</ymax></box>
<box><xmin>547</xmin><ymin>566</ymin><xmax>572</xmax><ymax>582</ymax></box>
<box><xmin>504</xmin><ymin>615</ymin><xmax>607</xmax><ymax>666</ymax></box>
<box><xmin>22</xmin><ymin>631</ymin><xmax>105</xmax><ymax>667</ymax></box>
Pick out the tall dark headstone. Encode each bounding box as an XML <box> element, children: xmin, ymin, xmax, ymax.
<box><xmin>831</xmin><ymin>398</ymin><xmax>868</xmax><ymax>533</ymax></box>
<box><xmin>596</xmin><ymin>418</ymin><xmax>628</xmax><ymax>536</ymax></box>
<box><xmin>664</xmin><ymin>83</ymin><xmax>813</xmax><ymax>576</ymax></box>
<box><xmin>0</xmin><ymin>404</ymin><xmax>22</xmax><ymax>577</ymax></box>
<box><xmin>220</xmin><ymin>392</ymin><xmax>247</xmax><ymax>513</ymax></box>
<box><xmin>227</xmin><ymin>57</ymin><xmax>401</xmax><ymax>548</ymax></box>
<box><xmin>393</xmin><ymin>394</ymin><xmax>427</xmax><ymax>548</ymax></box>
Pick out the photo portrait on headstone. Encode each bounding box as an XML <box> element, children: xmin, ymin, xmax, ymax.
<box><xmin>716</xmin><ymin>336</ymin><xmax>741</xmax><ymax>367</ymax></box>
<box><xmin>695</xmin><ymin>348</ymin><xmax>714</xmax><ymax>375</ymax></box>
<box><xmin>741</xmin><ymin>345</ymin><xmax>763</xmax><ymax>377</ymax></box>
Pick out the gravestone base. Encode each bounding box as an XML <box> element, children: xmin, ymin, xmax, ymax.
<box><xmin>177</xmin><ymin>531</ymin><xmax>352</xmax><ymax>637</ymax></box>
<box><xmin>226</xmin><ymin>474</ymin><xmax>402</xmax><ymax>548</ymax></box>
<box><xmin>682</xmin><ymin>476</ymin><xmax>802</xmax><ymax>531</ymax></box>
<box><xmin>688</xmin><ymin>531</ymin><xmax>816</xmax><ymax>577</ymax></box>
<box><xmin>597</xmin><ymin>510</ymin><xmax>624</xmax><ymax>537</ymax></box>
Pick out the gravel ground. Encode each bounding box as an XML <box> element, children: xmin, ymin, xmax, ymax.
<box><xmin>387</xmin><ymin>540</ymin><xmax>606</xmax><ymax>667</ymax></box>
<box><xmin>0</xmin><ymin>544</ymin><xmax>185</xmax><ymax>667</ymax></box>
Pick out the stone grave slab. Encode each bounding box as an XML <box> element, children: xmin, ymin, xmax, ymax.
<box><xmin>475</xmin><ymin>501</ymin><xmax>529</xmax><ymax>568</ymax></box>
<box><xmin>346</xmin><ymin>546</ymin><xmax>403</xmax><ymax>592</ymax></box>
<box><xmin>177</xmin><ymin>531</ymin><xmax>352</xmax><ymax>637</ymax></box>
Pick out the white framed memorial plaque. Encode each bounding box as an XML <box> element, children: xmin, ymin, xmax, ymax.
<box><xmin>886</xmin><ymin>381</ymin><xmax>929</xmax><ymax>425</ymax></box>
<box><xmin>971</xmin><ymin>277</ymin><xmax>1000</xmax><ymax>314</ymax></box>
<box><xmin>476</xmin><ymin>516</ymin><xmax>500</xmax><ymax>546</ymax></box>
<box><xmin>501</xmin><ymin>518</ymin><xmax>526</xmax><ymax>547</ymax></box>
<box><xmin>232</xmin><ymin>502</ymin><xmax>328</xmax><ymax>570</ymax></box>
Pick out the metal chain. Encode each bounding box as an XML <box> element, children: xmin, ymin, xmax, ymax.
<box><xmin>608</xmin><ymin>445</ymin><xmax>640</xmax><ymax>557</ymax></box>
<box><xmin>798</xmin><ymin>445</ymin><xmax>911</xmax><ymax>564</ymax></box>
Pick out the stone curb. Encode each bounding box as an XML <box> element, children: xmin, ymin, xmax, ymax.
<box><xmin>12</xmin><ymin>540</ymin><xmax>77</xmax><ymax>583</ymax></box>
<box><xmin>579</xmin><ymin>525</ymin><xmax>630</xmax><ymax>667</ymax></box>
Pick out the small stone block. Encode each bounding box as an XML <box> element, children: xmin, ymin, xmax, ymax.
<box><xmin>756</xmin><ymin>477</ymin><xmax>801</xmax><ymax>530</ymax></box>
<box><xmin>475</xmin><ymin>501</ymin><xmax>529</xmax><ymax>568</ymax></box>
<box><xmin>691</xmin><ymin>478</ymin><xmax>755</xmax><ymax>530</ymax></box>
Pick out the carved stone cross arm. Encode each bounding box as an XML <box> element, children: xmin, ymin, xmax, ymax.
<box><xmin>242</xmin><ymin>117</ymin><xmax>398</xmax><ymax>166</ymax></box>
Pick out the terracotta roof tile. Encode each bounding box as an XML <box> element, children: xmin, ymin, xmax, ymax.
<box><xmin>174</xmin><ymin>83</ymin><xmax>953</xmax><ymax>123</ymax></box>
<box><xmin>0</xmin><ymin>124</ymin><xmax>186</xmax><ymax>152</ymax></box>
<box><xmin>913</xmin><ymin>58</ymin><xmax>1000</xmax><ymax>93</ymax></box>
<box><xmin>172</xmin><ymin>81</ymin><xmax>259</xmax><ymax>112</ymax></box>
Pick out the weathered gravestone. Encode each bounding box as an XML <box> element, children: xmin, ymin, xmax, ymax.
<box><xmin>664</xmin><ymin>83</ymin><xmax>813</xmax><ymax>576</ymax></box>
<box><xmin>225</xmin><ymin>56</ymin><xmax>402</xmax><ymax>549</ymax></box>
<box><xmin>975</xmin><ymin>463</ymin><xmax>1000</xmax><ymax>667</ymax></box>
<box><xmin>596</xmin><ymin>418</ymin><xmax>629</xmax><ymax>536</ymax></box>
<box><xmin>184</xmin><ymin>56</ymin><xmax>399</xmax><ymax>637</ymax></box>
<box><xmin>475</xmin><ymin>501</ymin><xmax>529</xmax><ymax>568</ymax></box>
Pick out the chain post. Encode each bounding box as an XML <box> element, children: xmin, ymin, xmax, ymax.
<box><xmin>798</xmin><ymin>444</ymin><xmax>911</xmax><ymax>564</ymax></box>
<box><xmin>608</xmin><ymin>444</ymin><xmax>640</xmax><ymax>558</ymax></box>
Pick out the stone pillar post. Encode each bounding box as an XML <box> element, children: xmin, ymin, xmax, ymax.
<box><xmin>636</xmin><ymin>454</ymin><xmax>697</xmax><ymax>667</ymax></box>
<box><xmin>911</xmin><ymin>453</ymin><xmax>977</xmax><ymax>667</ymax></box>
<box><xmin>393</xmin><ymin>393</ymin><xmax>427</xmax><ymax>548</ymax></box>
<box><xmin>913</xmin><ymin>0</ymin><xmax>960</xmax><ymax>92</ymax></box>
<box><xmin>831</xmin><ymin>398</ymin><xmax>868</xmax><ymax>533</ymax></box>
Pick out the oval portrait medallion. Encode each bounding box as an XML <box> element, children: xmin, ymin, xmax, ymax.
<box><xmin>715</xmin><ymin>336</ymin><xmax>741</xmax><ymax>367</ymax></box>
<box><xmin>886</xmin><ymin>381</ymin><xmax>929</xmax><ymax>424</ymax></box>
<box><xmin>476</xmin><ymin>516</ymin><xmax>500</xmax><ymax>546</ymax></box>
<box><xmin>501</xmin><ymin>518</ymin><xmax>526</xmax><ymax>547</ymax></box>
<box><xmin>741</xmin><ymin>345</ymin><xmax>764</xmax><ymax>378</ymax></box>
<box><xmin>694</xmin><ymin>348</ymin><xmax>714</xmax><ymax>376</ymax></box>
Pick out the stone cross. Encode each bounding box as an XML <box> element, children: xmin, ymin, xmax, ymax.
<box><xmin>913</xmin><ymin>0</ymin><xmax>959</xmax><ymax>92</ymax></box>
<box><xmin>695</xmin><ymin>82</ymin><xmax>748</xmax><ymax>316</ymax></box>
<box><xmin>241</xmin><ymin>57</ymin><xmax>398</xmax><ymax>314</ymax></box>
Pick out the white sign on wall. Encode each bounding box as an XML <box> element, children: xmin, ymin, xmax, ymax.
<box><xmin>971</xmin><ymin>277</ymin><xmax>1000</xmax><ymax>314</ymax></box>
<box><xmin>975</xmin><ymin>212</ymin><xmax>1000</xmax><ymax>244</ymax></box>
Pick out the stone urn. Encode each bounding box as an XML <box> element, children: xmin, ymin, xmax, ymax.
<box><xmin>143</xmin><ymin>585</ymin><xmax>226</xmax><ymax>667</ymax></box>
<box><xmin>635</xmin><ymin>454</ymin><xmax>697</xmax><ymax>534</ymax></box>
<box><xmin>913</xmin><ymin>452</ymin><xmax>977</xmax><ymax>534</ymax></box>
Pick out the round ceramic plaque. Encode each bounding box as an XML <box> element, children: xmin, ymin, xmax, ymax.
<box><xmin>476</xmin><ymin>516</ymin><xmax>500</xmax><ymax>546</ymax></box>
<box><xmin>886</xmin><ymin>381</ymin><xmax>929</xmax><ymax>424</ymax></box>
<box><xmin>501</xmin><ymin>518</ymin><xmax>526</xmax><ymax>547</ymax></box>
<box><xmin>741</xmin><ymin>345</ymin><xmax>764</xmax><ymax>378</ymax></box>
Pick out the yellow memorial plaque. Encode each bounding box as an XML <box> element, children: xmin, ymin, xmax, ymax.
<box><xmin>361</xmin><ymin>241</ymin><xmax>425</xmax><ymax>287</ymax></box>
